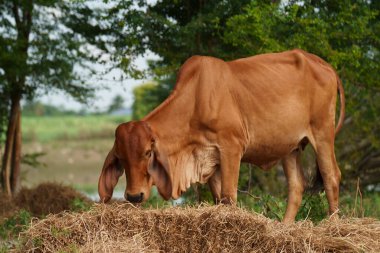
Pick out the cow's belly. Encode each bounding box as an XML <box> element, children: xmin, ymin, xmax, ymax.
<box><xmin>241</xmin><ymin>135</ymin><xmax>303</xmax><ymax>170</ymax></box>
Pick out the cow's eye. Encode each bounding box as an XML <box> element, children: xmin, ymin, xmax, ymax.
<box><xmin>145</xmin><ymin>150</ymin><xmax>152</xmax><ymax>158</ymax></box>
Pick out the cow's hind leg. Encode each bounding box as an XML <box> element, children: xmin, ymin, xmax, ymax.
<box><xmin>314</xmin><ymin>138</ymin><xmax>341</xmax><ymax>218</ymax></box>
<box><xmin>283</xmin><ymin>149</ymin><xmax>306</xmax><ymax>223</ymax></box>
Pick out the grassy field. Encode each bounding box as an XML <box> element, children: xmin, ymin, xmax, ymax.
<box><xmin>22</xmin><ymin>115</ymin><xmax>128</xmax><ymax>143</ymax></box>
<box><xmin>21</xmin><ymin>115</ymin><xmax>129</xmax><ymax>194</ymax></box>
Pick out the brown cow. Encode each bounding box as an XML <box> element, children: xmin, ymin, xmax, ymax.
<box><xmin>98</xmin><ymin>49</ymin><xmax>345</xmax><ymax>223</ymax></box>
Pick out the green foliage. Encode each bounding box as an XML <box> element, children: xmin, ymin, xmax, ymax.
<box><xmin>111</xmin><ymin>0</ymin><xmax>380</xmax><ymax>217</ymax></box>
<box><xmin>0</xmin><ymin>0</ymin><xmax>121</xmax><ymax>145</ymax></box>
<box><xmin>114</xmin><ymin>0</ymin><xmax>253</xmax><ymax>121</ymax></box>
<box><xmin>142</xmin><ymin>187</ymin><xmax>173</xmax><ymax>208</ymax></box>
<box><xmin>69</xmin><ymin>198</ymin><xmax>91</xmax><ymax>212</ymax></box>
<box><xmin>224</xmin><ymin>0</ymin><xmax>380</xmax><ymax>187</ymax></box>
<box><xmin>132</xmin><ymin>82</ymin><xmax>162</xmax><ymax>120</ymax></box>
<box><xmin>110</xmin><ymin>0</ymin><xmax>251</xmax><ymax>74</ymax></box>
<box><xmin>124</xmin><ymin>0</ymin><xmax>380</xmax><ymax>189</ymax></box>
<box><xmin>296</xmin><ymin>192</ymin><xmax>329</xmax><ymax>222</ymax></box>
<box><xmin>239</xmin><ymin>192</ymin><xmax>286</xmax><ymax>221</ymax></box>
<box><xmin>340</xmin><ymin>190</ymin><xmax>380</xmax><ymax>218</ymax></box>
<box><xmin>0</xmin><ymin>209</ymin><xmax>31</xmax><ymax>240</ymax></box>
<box><xmin>132</xmin><ymin>75</ymin><xmax>178</xmax><ymax>120</ymax></box>
<box><xmin>238</xmin><ymin>189</ymin><xmax>380</xmax><ymax>223</ymax></box>
<box><xmin>107</xmin><ymin>95</ymin><xmax>125</xmax><ymax>113</ymax></box>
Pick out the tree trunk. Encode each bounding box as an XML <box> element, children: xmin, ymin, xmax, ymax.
<box><xmin>1</xmin><ymin>94</ymin><xmax>21</xmax><ymax>196</ymax></box>
<box><xmin>0</xmin><ymin>146</ymin><xmax>2</xmax><ymax>190</ymax></box>
<box><xmin>0</xmin><ymin>1</ymin><xmax>32</xmax><ymax>196</ymax></box>
<box><xmin>11</xmin><ymin>108</ymin><xmax>21</xmax><ymax>193</ymax></box>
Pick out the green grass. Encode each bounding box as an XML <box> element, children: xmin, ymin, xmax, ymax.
<box><xmin>22</xmin><ymin>115</ymin><xmax>130</xmax><ymax>143</ymax></box>
<box><xmin>0</xmin><ymin>209</ymin><xmax>32</xmax><ymax>252</ymax></box>
<box><xmin>237</xmin><ymin>190</ymin><xmax>380</xmax><ymax>222</ymax></box>
<box><xmin>20</xmin><ymin>114</ymin><xmax>129</xmax><ymax>190</ymax></box>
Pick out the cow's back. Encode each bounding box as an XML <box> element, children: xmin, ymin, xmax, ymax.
<box><xmin>146</xmin><ymin>50</ymin><xmax>338</xmax><ymax>168</ymax></box>
<box><xmin>227</xmin><ymin>50</ymin><xmax>338</xmax><ymax>166</ymax></box>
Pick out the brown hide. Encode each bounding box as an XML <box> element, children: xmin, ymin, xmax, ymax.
<box><xmin>99</xmin><ymin>49</ymin><xmax>345</xmax><ymax>222</ymax></box>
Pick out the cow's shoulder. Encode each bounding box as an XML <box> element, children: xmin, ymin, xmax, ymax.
<box><xmin>175</xmin><ymin>56</ymin><xmax>226</xmax><ymax>88</ymax></box>
<box><xmin>180</xmin><ymin>55</ymin><xmax>225</xmax><ymax>72</ymax></box>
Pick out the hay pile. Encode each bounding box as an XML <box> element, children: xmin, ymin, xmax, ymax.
<box><xmin>21</xmin><ymin>204</ymin><xmax>380</xmax><ymax>253</ymax></box>
<box><xmin>0</xmin><ymin>182</ymin><xmax>91</xmax><ymax>219</ymax></box>
<box><xmin>14</xmin><ymin>182</ymin><xmax>91</xmax><ymax>217</ymax></box>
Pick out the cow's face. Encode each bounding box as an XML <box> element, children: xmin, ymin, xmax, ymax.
<box><xmin>98</xmin><ymin>121</ymin><xmax>172</xmax><ymax>204</ymax></box>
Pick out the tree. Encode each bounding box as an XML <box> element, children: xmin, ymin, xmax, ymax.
<box><xmin>113</xmin><ymin>0</ymin><xmax>380</xmax><ymax>192</ymax></box>
<box><xmin>107</xmin><ymin>95</ymin><xmax>125</xmax><ymax>113</ymax></box>
<box><xmin>111</xmin><ymin>0</ymin><xmax>252</xmax><ymax>121</ymax></box>
<box><xmin>223</xmin><ymin>0</ymin><xmax>380</xmax><ymax>188</ymax></box>
<box><xmin>0</xmin><ymin>0</ymin><xmax>114</xmax><ymax>195</ymax></box>
<box><xmin>132</xmin><ymin>82</ymin><xmax>159</xmax><ymax>120</ymax></box>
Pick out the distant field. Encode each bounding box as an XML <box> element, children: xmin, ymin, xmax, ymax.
<box><xmin>21</xmin><ymin>115</ymin><xmax>130</xmax><ymax>193</ymax></box>
<box><xmin>22</xmin><ymin>115</ymin><xmax>130</xmax><ymax>143</ymax></box>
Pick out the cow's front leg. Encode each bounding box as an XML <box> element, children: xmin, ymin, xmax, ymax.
<box><xmin>219</xmin><ymin>151</ymin><xmax>241</xmax><ymax>204</ymax></box>
<box><xmin>208</xmin><ymin>169</ymin><xmax>221</xmax><ymax>204</ymax></box>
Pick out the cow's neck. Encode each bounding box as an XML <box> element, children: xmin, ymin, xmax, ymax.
<box><xmin>144</xmin><ymin>89</ymin><xmax>216</xmax><ymax>199</ymax></box>
<box><xmin>144</xmin><ymin>89</ymin><xmax>193</xmax><ymax>141</ymax></box>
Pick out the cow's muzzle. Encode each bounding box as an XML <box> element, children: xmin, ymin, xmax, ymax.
<box><xmin>126</xmin><ymin>193</ymin><xmax>144</xmax><ymax>203</ymax></box>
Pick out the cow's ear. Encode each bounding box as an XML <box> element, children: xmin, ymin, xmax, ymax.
<box><xmin>148</xmin><ymin>144</ymin><xmax>172</xmax><ymax>200</ymax></box>
<box><xmin>98</xmin><ymin>145</ymin><xmax>123</xmax><ymax>203</ymax></box>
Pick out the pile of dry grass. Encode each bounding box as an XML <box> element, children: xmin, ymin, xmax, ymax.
<box><xmin>21</xmin><ymin>203</ymin><xmax>380</xmax><ymax>253</ymax></box>
<box><xmin>0</xmin><ymin>182</ymin><xmax>91</xmax><ymax>219</ymax></box>
<box><xmin>14</xmin><ymin>182</ymin><xmax>91</xmax><ymax>217</ymax></box>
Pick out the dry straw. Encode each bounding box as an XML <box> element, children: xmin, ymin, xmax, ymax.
<box><xmin>21</xmin><ymin>203</ymin><xmax>380</xmax><ymax>253</ymax></box>
<box><xmin>14</xmin><ymin>182</ymin><xmax>91</xmax><ymax>217</ymax></box>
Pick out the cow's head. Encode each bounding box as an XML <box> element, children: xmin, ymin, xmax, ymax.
<box><xmin>98</xmin><ymin>121</ymin><xmax>172</xmax><ymax>203</ymax></box>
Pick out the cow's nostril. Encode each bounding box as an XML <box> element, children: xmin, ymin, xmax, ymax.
<box><xmin>126</xmin><ymin>193</ymin><xmax>144</xmax><ymax>203</ymax></box>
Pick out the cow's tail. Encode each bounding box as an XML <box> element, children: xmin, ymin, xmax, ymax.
<box><xmin>335</xmin><ymin>74</ymin><xmax>345</xmax><ymax>135</ymax></box>
<box><xmin>310</xmin><ymin>72</ymin><xmax>345</xmax><ymax>193</ymax></box>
